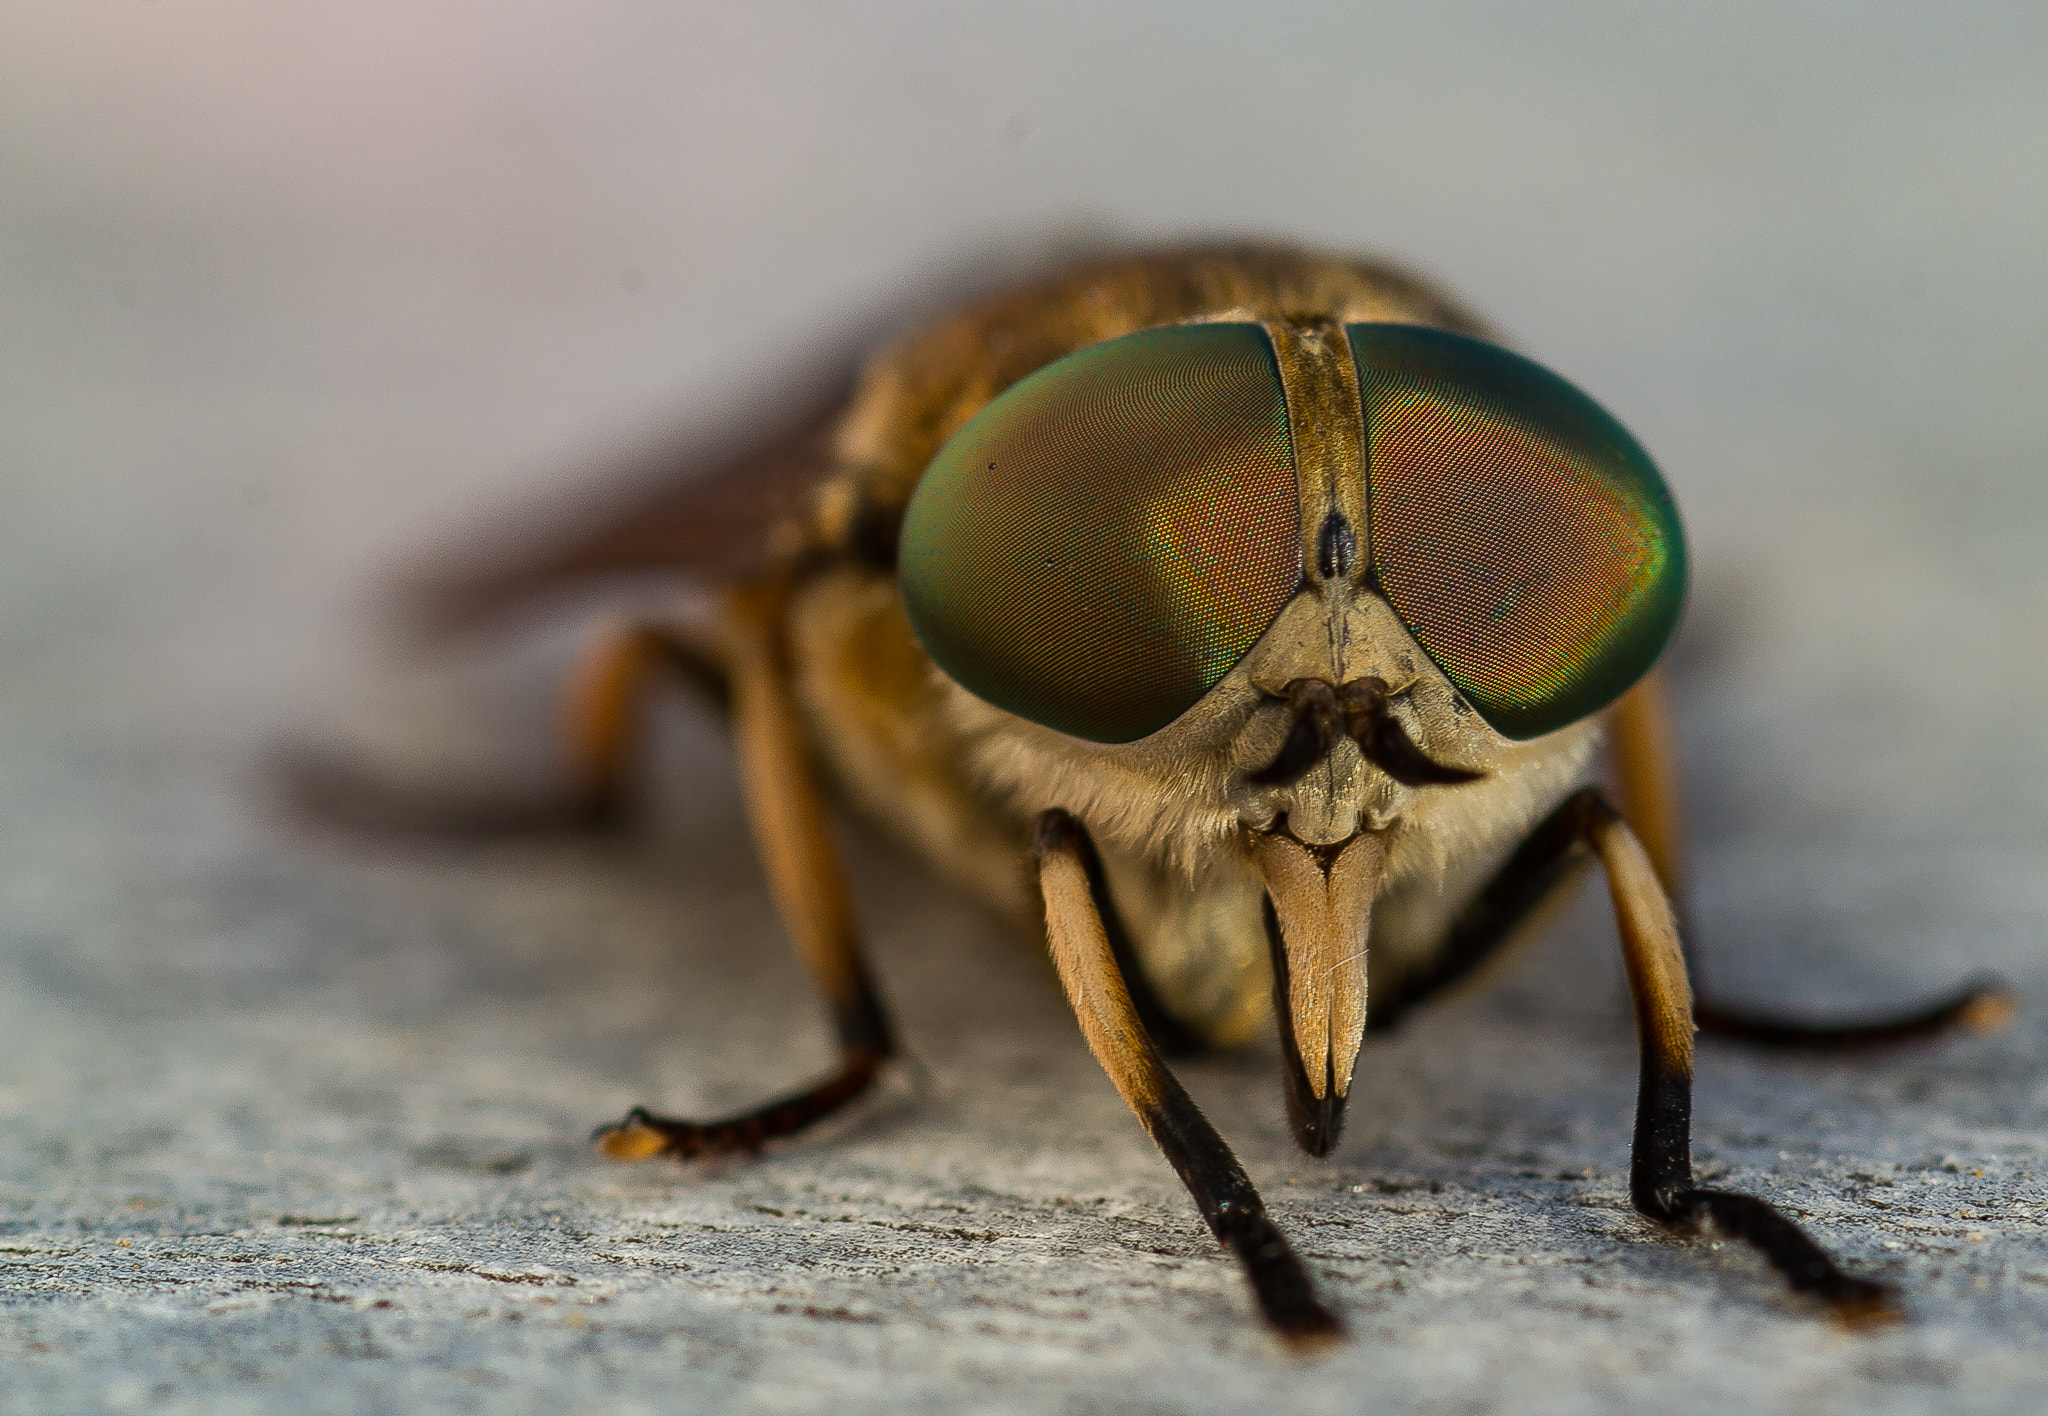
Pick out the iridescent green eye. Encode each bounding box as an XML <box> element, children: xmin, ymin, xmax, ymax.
<box><xmin>1348</xmin><ymin>324</ymin><xmax>1685</xmax><ymax>740</ymax></box>
<box><xmin>900</xmin><ymin>323</ymin><xmax>1301</xmax><ymax>743</ymax></box>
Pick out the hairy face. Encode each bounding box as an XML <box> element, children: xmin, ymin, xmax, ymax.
<box><xmin>945</xmin><ymin>586</ymin><xmax>1594</xmax><ymax>886</ymax></box>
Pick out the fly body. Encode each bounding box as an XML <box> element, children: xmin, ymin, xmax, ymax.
<box><xmin>325</xmin><ymin>244</ymin><xmax>2013</xmax><ymax>1344</ymax></box>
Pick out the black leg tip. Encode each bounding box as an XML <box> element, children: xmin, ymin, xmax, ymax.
<box><xmin>1665</xmin><ymin>1188</ymin><xmax>1903</xmax><ymax>1329</ymax></box>
<box><xmin>1031</xmin><ymin>808</ymin><xmax>1080</xmax><ymax>859</ymax></box>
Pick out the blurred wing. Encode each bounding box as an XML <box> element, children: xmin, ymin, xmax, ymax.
<box><xmin>406</xmin><ymin>370</ymin><xmax>853</xmax><ymax>635</ymax></box>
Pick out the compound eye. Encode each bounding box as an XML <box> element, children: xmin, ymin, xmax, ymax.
<box><xmin>1348</xmin><ymin>324</ymin><xmax>1686</xmax><ymax>740</ymax></box>
<box><xmin>900</xmin><ymin>323</ymin><xmax>1301</xmax><ymax>743</ymax></box>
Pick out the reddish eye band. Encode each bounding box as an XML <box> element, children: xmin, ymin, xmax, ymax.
<box><xmin>1347</xmin><ymin>323</ymin><xmax>1685</xmax><ymax>739</ymax></box>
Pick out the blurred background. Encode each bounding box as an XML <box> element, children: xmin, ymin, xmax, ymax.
<box><xmin>2</xmin><ymin>4</ymin><xmax>2046</xmax><ymax>1411</ymax></box>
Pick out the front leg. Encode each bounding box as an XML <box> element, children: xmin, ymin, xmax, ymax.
<box><xmin>1573</xmin><ymin>787</ymin><xmax>1896</xmax><ymax>1324</ymax></box>
<box><xmin>1607</xmin><ymin>672</ymin><xmax>2014</xmax><ymax>1045</ymax></box>
<box><xmin>1033</xmin><ymin>809</ymin><xmax>1340</xmax><ymax>1346</ymax></box>
<box><xmin>596</xmin><ymin>576</ymin><xmax>892</xmax><ymax>1161</ymax></box>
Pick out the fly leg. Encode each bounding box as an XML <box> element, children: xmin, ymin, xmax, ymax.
<box><xmin>1608</xmin><ymin>672</ymin><xmax>2015</xmax><ymax>1045</ymax></box>
<box><xmin>1064</xmin><ymin>827</ymin><xmax>1204</xmax><ymax>1057</ymax></box>
<box><xmin>1033</xmin><ymin>809</ymin><xmax>1340</xmax><ymax>1346</ymax></box>
<box><xmin>1574</xmin><ymin>787</ymin><xmax>1897</xmax><ymax>1324</ymax></box>
<box><xmin>595</xmin><ymin>578</ymin><xmax>892</xmax><ymax>1160</ymax></box>
<box><xmin>280</xmin><ymin>620</ymin><xmax>728</xmax><ymax>837</ymax></box>
<box><xmin>1376</xmin><ymin>787</ymin><xmax>1895</xmax><ymax>1320</ymax></box>
<box><xmin>556</xmin><ymin>620</ymin><xmax>728</xmax><ymax>822</ymax></box>
<box><xmin>1366</xmin><ymin>801</ymin><xmax>1594</xmax><ymax>1031</ymax></box>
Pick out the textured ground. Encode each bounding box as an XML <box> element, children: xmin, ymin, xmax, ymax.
<box><xmin>3</xmin><ymin>5</ymin><xmax>2047</xmax><ymax>1413</ymax></box>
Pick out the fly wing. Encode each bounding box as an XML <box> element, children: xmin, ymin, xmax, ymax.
<box><xmin>404</xmin><ymin>366</ymin><xmax>855</xmax><ymax>636</ymax></box>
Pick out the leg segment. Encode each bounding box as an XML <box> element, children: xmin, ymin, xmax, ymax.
<box><xmin>1358</xmin><ymin>787</ymin><xmax>1894</xmax><ymax>1321</ymax></box>
<box><xmin>1060</xmin><ymin>823</ymin><xmax>1203</xmax><ymax>1057</ymax></box>
<box><xmin>1607</xmin><ymin>673</ymin><xmax>2014</xmax><ymax>1046</ymax></box>
<box><xmin>596</xmin><ymin>579</ymin><xmax>892</xmax><ymax>1161</ymax></box>
<box><xmin>560</xmin><ymin>620</ymin><xmax>729</xmax><ymax>819</ymax></box>
<box><xmin>1689</xmin><ymin>982</ymin><xmax>2015</xmax><ymax>1049</ymax></box>
<box><xmin>1368</xmin><ymin>800</ymin><xmax>1595</xmax><ymax>1031</ymax></box>
<box><xmin>1575</xmin><ymin>788</ymin><xmax>1895</xmax><ymax>1324</ymax></box>
<box><xmin>1606</xmin><ymin>670</ymin><xmax>1686</xmax><ymax>899</ymax></box>
<box><xmin>1034</xmin><ymin>809</ymin><xmax>1340</xmax><ymax>1345</ymax></box>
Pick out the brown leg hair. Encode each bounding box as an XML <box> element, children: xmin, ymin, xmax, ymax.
<box><xmin>595</xmin><ymin>578</ymin><xmax>892</xmax><ymax>1161</ymax></box>
<box><xmin>1607</xmin><ymin>672</ymin><xmax>2015</xmax><ymax>1045</ymax></box>
<box><xmin>1034</xmin><ymin>809</ymin><xmax>1341</xmax><ymax>1346</ymax></box>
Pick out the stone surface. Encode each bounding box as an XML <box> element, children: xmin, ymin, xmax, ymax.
<box><xmin>3</xmin><ymin>5</ymin><xmax>2047</xmax><ymax>1413</ymax></box>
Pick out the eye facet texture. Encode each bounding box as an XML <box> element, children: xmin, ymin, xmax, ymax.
<box><xmin>1347</xmin><ymin>323</ymin><xmax>1685</xmax><ymax>739</ymax></box>
<box><xmin>899</xmin><ymin>323</ymin><xmax>1301</xmax><ymax>743</ymax></box>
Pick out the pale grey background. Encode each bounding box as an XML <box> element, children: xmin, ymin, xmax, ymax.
<box><xmin>3</xmin><ymin>4</ymin><xmax>2047</xmax><ymax>1413</ymax></box>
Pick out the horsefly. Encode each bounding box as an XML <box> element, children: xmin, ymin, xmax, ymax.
<box><xmin>300</xmin><ymin>245</ymin><xmax>2013</xmax><ymax>1344</ymax></box>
